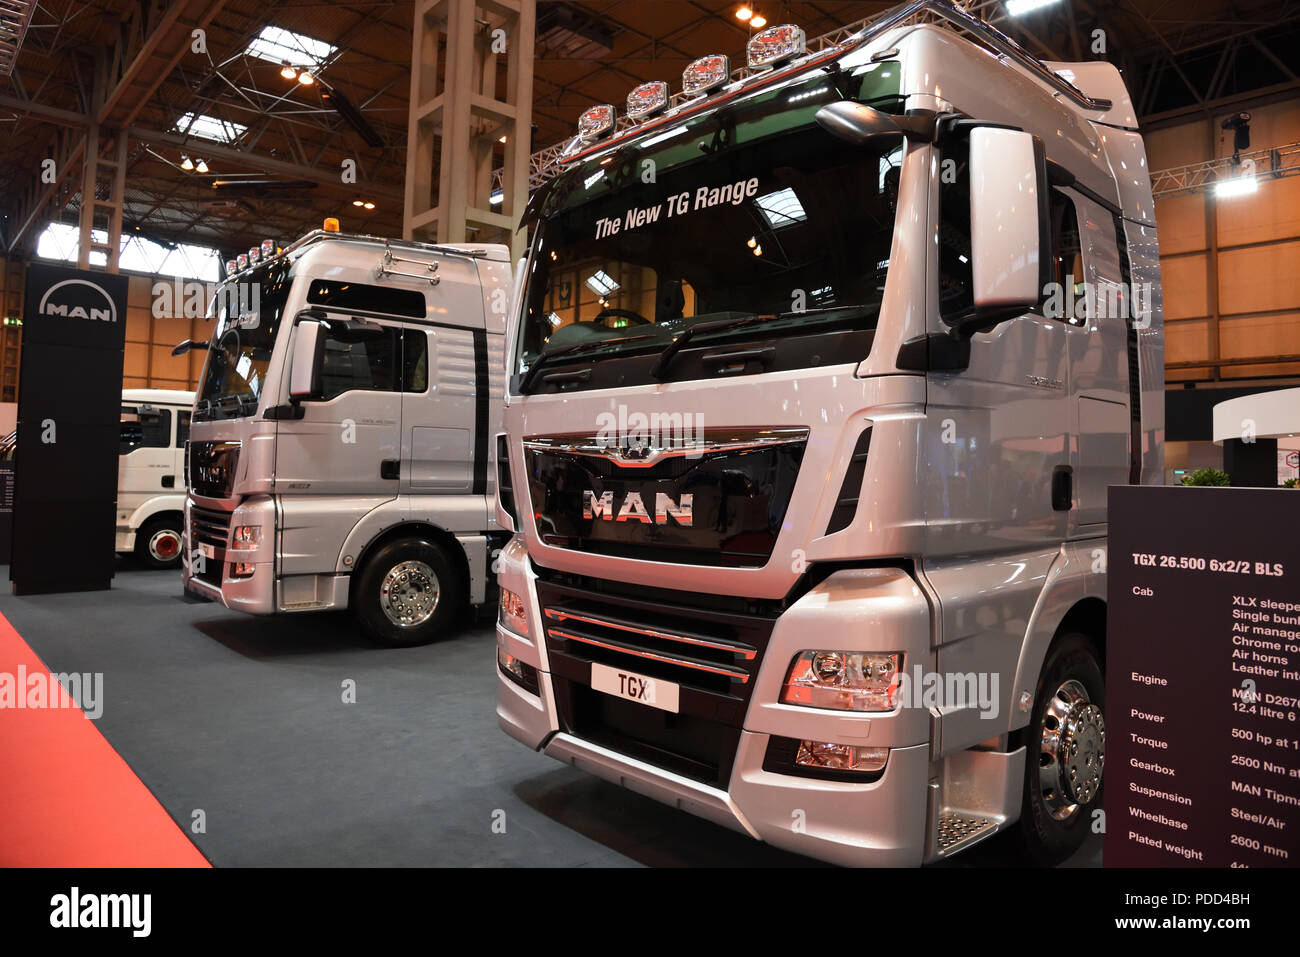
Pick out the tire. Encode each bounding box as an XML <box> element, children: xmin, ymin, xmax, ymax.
<box><xmin>353</xmin><ymin>537</ymin><xmax>463</xmax><ymax>647</ymax></box>
<box><xmin>1014</xmin><ymin>632</ymin><xmax>1106</xmax><ymax>865</ymax></box>
<box><xmin>134</xmin><ymin>514</ymin><xmax>184</xmax><ymax>570</ymax></box>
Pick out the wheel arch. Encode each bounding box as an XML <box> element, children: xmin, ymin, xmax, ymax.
<box><xmin>348</xmin><ymin>520</ymin><xmax>470</xmax><ymax>607</ymax></box>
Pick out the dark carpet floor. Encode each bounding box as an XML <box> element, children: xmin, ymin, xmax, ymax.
<box><xmin>0</xmin><ymin>561</ymin><xmax>1100</xmax><ymax>867</ymax></box>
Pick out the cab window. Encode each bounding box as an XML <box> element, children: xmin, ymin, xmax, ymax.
<box><xmin>120</xmin><ymin>407</ymin><xmax>172</xmax><ymax>454</ymax></box>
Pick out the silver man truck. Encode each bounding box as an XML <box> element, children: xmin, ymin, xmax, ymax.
<box><xmin>495</xmin><ymin>0</ymin><xmax>1164</xmax><ymax>865</ymax></box>
<box><xmin>180</xmin><ymin>226</ymin><xmax>511</xmax><ymax>646</ymax></box>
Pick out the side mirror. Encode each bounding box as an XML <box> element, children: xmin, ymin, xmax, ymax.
<box><xmin>968</xmin><ymin>127</ymin><xmax>1048</xmax><ymax>315</ymax></box>
<box><xmin>815</xmin><ymin>101</ymin><xmax>904</xmax><ymax>147</ymax></box>
<box><xmin>289</xmin><ymin>320</ymin><xmax>325</xmax><ymax>402</ymax></box>
<box><xmin>171</xmin><ymin>338</ymin><xmax>209</xmax><ymax>357</ymax></box>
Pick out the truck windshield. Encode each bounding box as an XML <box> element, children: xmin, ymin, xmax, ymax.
<box><xmin>516</xmin><ymin>65</ymin><xmax>904</xmax><ymax>382</ymax></box>
<box><xmin>194</xmin><ymin>262</ymin><xmax>292</xmax><ymax>421</ymax></box>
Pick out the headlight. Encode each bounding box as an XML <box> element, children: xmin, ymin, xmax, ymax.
<box><xmin>230</xmin><ymin>525</ymin><xmax>262</xmax><ymax>549</ymax></box>
<box><xmin>498</xmin><ymin>587</ymin><xmax>529</xmax><ymax>637</ymax></box>
<box><xmin>781</xmin><ymin>651</ymin><xmax>901</xmax><ymax>711</ymax></box>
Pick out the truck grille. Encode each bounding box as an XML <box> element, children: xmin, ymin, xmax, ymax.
<box><xmin>536</xmin><ymin>568</ymin><xmax>781</xmax><ymax>787</ymax></box>
<box><xmin>189</xmin><ymin>504</ymin><xmax>231</xmax><ymax>587</ymax></box>
<box><xmin>188</xmin><ymin>440</ymin><xmax>240</xmax><ymax>498</ymax></box>
<box><xmin>522</xmin><ymin>429</ymin><xmax>807</xmax><ymax>568</ymax></box>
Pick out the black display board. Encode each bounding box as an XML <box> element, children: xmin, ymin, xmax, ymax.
<box><xmin>9</xmin><ymin>264</ymin><xmax>128</xmax><ymax>594</ymax></box>
<box><xmin>1107</xmin><ymin>486</ymin><xmax>1300</xmax><ymax>866</ymax></box>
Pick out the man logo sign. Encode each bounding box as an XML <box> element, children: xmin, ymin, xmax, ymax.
<box><xmin>38</xmin><ymin>278</ymin><xmax>119</xmax><ymax>323</ymax></box>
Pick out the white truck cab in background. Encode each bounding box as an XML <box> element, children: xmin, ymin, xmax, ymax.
<box><xmin>181</xmin><ymin>227</ymin><xmax>511</xmax><ymax>645</ymax></box>
<box><xmin>1</xmin><ymin>387</ymin><xmax>195</xmax><ymax>569</ymax></box>
<box><xmin>495</xmin><ymin>0</ymin><xmax>1165</xmax><ymax>866</ymax></box>
<box><xmin>117</xmin><ymin>388</ymin><xmax>195</xmax><ymax>568</ymax></box>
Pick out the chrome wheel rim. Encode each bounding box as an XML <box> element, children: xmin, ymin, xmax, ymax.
<box><xmin>149</xmin><ymin>528</ymin><xmax>182</xmax><ymax>563</ymax></box>
<box><xmin>379</xmin><ymin>560</ymin><xmax>439</xmax><ymax>627</ymax></box>
<box><xmin>1038</xmin><ymin>679</ymin><xmax>1105</xmax><ymax>821</ymax></box>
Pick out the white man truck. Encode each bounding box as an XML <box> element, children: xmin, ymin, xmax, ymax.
<box><xmin>3</xmin><ymin>388</ymin><xmax>195</xmax><ymax>569</ymax></box>
<box><xmin>118</xmin><ymin>389</ymin><xmax>195</xmax><ymax>568</ymax></box>
<box><xmin>180</xmin><ymin>227</ymin><xmax>511</xmax><ymax>646</ymax></box>
<box><xmin>495</xmin><ymin>0</ymin><xmax>1164</xmax><ymax>865</ymax></box>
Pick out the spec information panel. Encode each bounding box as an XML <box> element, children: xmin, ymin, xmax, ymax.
<box><xmin>1106</xmin><ymin>486</ymin><xmax>1300</xmax><ymax>867</ymax></box>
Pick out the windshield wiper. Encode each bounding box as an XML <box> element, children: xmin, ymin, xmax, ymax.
<box><xmin>650</xmin><ymin>306</ymin><xmax>875</xmax><ymax>380</ymax></box>
<box><xmin>650</xmin><ymin>314</ymin><xmax>770</xmax><ymax>380</ymax></box>
<box><xmin>520</xmin><ymin>334</ymin><xmax>657</xmax><ymax>393</ymax></box>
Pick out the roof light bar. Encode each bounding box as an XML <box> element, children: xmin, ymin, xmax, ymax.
<box><xmin>577</xmin><ymin>103</ymin><xmax>617</xmax><ymax>142</ymax></box>
<box><xmin>682</xmin><ymin>54</ymin><xmax>730</xmax><ymax>96</ymax></box>
<box><xmin>747</xmin><ymin>24</ymin><xmax>806</xmax><ymax>69</ymax></box>
<box><xmin>627</xmin><ymin>81</ymin><xmax>669</xmax><ymax>120</ymax></box>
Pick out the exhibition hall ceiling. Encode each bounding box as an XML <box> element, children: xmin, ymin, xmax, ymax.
<box><xmin>0</xmin><ymin>0</ymin><xmax>1296</xmax><ymax>256</ymax></box>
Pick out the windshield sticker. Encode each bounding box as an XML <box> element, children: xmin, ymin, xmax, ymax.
<box><xmin>594</xmin><ymin>176</ymin><xmax>760</xmax><ymax>239</ymax></box>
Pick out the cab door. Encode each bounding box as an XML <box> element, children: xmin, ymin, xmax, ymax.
<box><xmin>272</xmin><ymin>316</ymin><xmax>404</xmax><ymax>499</ymax></box>
<box><xmin>118</xmin><ymin>405</ymin><xmax>175</xmax><ymax>504</ymax></box>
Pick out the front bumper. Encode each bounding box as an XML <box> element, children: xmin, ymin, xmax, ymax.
<box><xmin>182</xmin><ymin>495</ymin><xmax>278</xmax><ymax>615</ymax></box>
<box><xmin>495</xmin><ymin>535</ymin><xmax>936</xmax><ymax>867</ymax></box>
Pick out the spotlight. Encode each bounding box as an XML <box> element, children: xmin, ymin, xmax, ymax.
<box><xmin>750</xmin><ymin>15</ymin><xmax>767</xmax><ymax>28</ymax></box>
<box><xmin>352</xmin><ymin>199</ymin><xmax>364</xmax><ymax>207</ymax></box>
<box><xmin>180</xmin><ymin>156</ymin><xmax>194</xmax><ymax>171</ymax></box>
<box><xmin>298</xmin><ymin>72</ymin><xmax>315</xmax><ymax>86</ymax></box>
<box><xmin>363</xmin><ymin>201</ymin><xmax>375</xmax><ymax>210</ymax></box>
<box><xmin>195</xmin><ymin>158</ymin><xmax>208</xmax><ymax>173</ymax></box>
<box><xmin>736</xmin><ymin>6</ymin><xmax>753</xmax><ymax>20</ymax></box>
<box><xmin>280</xmin><ymin>62</ymin><xmax>297</xmax><ymax>80</ymax></box>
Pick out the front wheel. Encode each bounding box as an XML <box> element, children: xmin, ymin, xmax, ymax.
<box><xmin>353</xmin><ymin>538</ymin><xmax>463</xmax><ymax>646</ymax></box>
<box><xmin>135</xmin><ymin>515</ymin><xmax>184</xmax><ymax>569</ymax></box>
<box><xmin>1015</xmin><ymin>632</ymin><xmax>1106</xmax><ymax>865</ymax></box>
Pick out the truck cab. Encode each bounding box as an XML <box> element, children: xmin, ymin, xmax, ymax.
<box><xmin>181</xmin><ymin>227</ymin><xmax>511</xmax><ymax>645</ymax></box>
<box><xmin>117</xmin><ymin>388</ymin><xmax>194</xmax><ymax>568</ymax></box>
<box><xmin>495</xmin><ymin>1</ymin><xmax>1164</xmax><ymax>866</ymax></box>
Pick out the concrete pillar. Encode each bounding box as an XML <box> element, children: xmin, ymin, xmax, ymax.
<box><xmin>404</xmin><ymin>0</ymin><xmax>535</xmax><ymax>259</ymax></box>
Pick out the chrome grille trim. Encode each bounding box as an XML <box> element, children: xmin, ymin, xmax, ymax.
<box><xmin>547</xmin><ymin>628</ymin><xmax>752</xmax><ymax>683</ymax></box>
<box><xmin>522</xmin><ymin>427</ymin><xmax>809</xmax><ymax>468</ymax></box>
<box><xmin>544</xmin><ymin>608</ymin><xmax>756</xmax><ymax>659</ymax></box>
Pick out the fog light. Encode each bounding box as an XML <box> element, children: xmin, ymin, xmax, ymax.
<box><xmin>231</xmin><ymin>525</ymin><xmax>261</xmax><ymax>549</ymax></box>
<box><xmin>498</xmin><ymin>645</ymin><xmax>539</xmax><ymax>694</ymax></box>
<box><xmin>232</xmin><ymin>562</ymin><xmax>256</xmax><ymax>577</ymax></box>
<box><xmin>782</xmin><ymin>651</ymin><xmax>901</xmax><ymax>711</ymax></box>
<box><xmin>498</xmin><ymin>587</ymin><xmax>529</xmax><ymax>637</ymax></box>
<box><xmin>796</xmin><ymin>741</ymin><xmax>889</xmax><ymax>773</ymax></box>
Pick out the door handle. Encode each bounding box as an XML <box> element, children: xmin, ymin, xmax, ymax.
<box><xmin>1051</xmin><ymin>465</ymin><xmax>1072</xmax><ymax>512</ymax></box>
<box><xmin>161</xmin><ymin>475</ymin><xmax>175</xmax><ymax>488</ymax></box>
<box><xmin>381</xmin><ymin>459</ymin><xmax>400</xmax><ymax>480</ymax></box>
